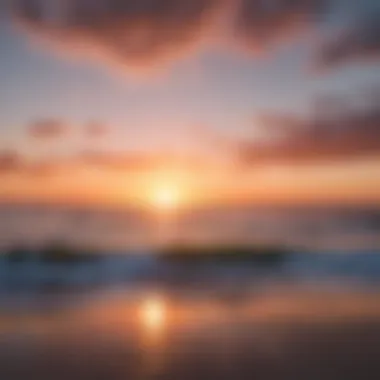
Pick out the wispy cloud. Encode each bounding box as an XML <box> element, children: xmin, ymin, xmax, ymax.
<box><xmin>85</xmin><ymin>122</ymin><xmax>110</xmax><ymax>138</ymax></box>
<box><xmin>12</xmin><ymin>0</ymin><xmax>220</xmax><ymax>72</ymax></box>
<box><xmin>0</xmin><ymin>150</ymin><xmax>22</xmax><ymax>173</ymax></box>
<box><xmin>28</xmin><ymin>119</ymin><xmax>68</xmax><ymax>139</ymax></box>
<box><xmin>10</xmin><ymin>0</ymin><xmax>333</xmax><ymax>73</ymax></box>
<box><xmin>0</xmin><ymin>149</ymin><xmax>75</xmax><ymax>177</ymax></box>
<box><xmin>235</xmin><ymin>0</ymin><xmax>325</xmax><ymax>52</ymax></box>
<box><xmin>239</xmin><ymin>89</ymin><xmax>380</xmax><ymax>164</ymax></box>
<box><xmin>80</xmin><ymin>150</ymin><xmax>157</xmax><ymax>172</ymax></box>
<box><xmin>316</xmin><ymin>10</ymin><xmax>380</xmax><ymax>69</ymax></box>
<box><xmin>0</xmin><ymin>147</ymin><xmax>211</xmax><ymax>178</ymax></box>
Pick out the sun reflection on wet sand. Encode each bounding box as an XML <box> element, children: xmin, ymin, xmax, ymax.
<box><xmin>141</xmin><ymin>296</ymin><xmax>167</xmax><ymax>332</ymax></box>
<box><xmin>137</xmin><ymin>295</ymin><xmax>168</xmax><ymax>380</ymax></box>
<box><xmin>1</xmin><ymin>289</ymin><xmax>380</xmax><ymax>379</ymax></box>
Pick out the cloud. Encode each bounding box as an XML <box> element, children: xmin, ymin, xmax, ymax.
<box><xmin>0</xmin><ymin>151</ymin><xmax>23</xmax><ymax>173</ymax></box>
<box><xmin>1</xmin><ymin>129</ymin><xmax>217</xmax><ymax>178</ymax></box>
<box><xmin>85</xmin><ymin>122</ymin><xmax>109</xmax><ymax>138</ymax></box>
<box><xmin>28</xmin><ymin>119</ymin><xmax>68</xmax><ymax>139</ymax></box>
<box><xmin>0</xmin><ymin>150</ymin><xmax>74</xmax><ymax>177</ymax></box>
<box><xmin>26</xmin><ymin>160</ymin><xmax>73</xmax><ymax>177</ymax></box>
<box><xmin>12</xmin><ymin>0</ymin><xmax>220</xmax><ymax>71</ymax></box>
<box><xmin>316</xmin><ymin>11</ymin><xmax>380</xmax><ymax>69</ymax></box>
<box><xmin>29</xmin><ymin>119</ymin><xmax>110</xmax><ymax>140</ymax></box>
<box><xmin>234</xmin><ymin>0</ymin><xmax>326</xmax><ymax>52</ymax></box>
<box><xmin>79</xmin><ymin>149</ymin><xmax>210</xmax><ymax>172</ymax></box>
<box><xmin>10</xmin><ymin>0</ymin><xmax>333</xmax><ymax>72</ymax></box>
<box><xmin>80</xmin><ymin>150</ymin><xmax>157</xmax><ymax>171</ymax></box>
<box><xmin>239</xmin><ymin>89</ymin><xmax>380</xmax><ymax>164</ymax></box>
<box><xmin>11</xmin><ymin>1</ymin><xmax>380</xmax><ymax>74</ymax></box>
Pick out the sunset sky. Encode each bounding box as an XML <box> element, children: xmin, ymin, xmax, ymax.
<box><xmin>0</xmin><ymin>0</ymin><xmax>379</xmax><ymax>208</ymax></box>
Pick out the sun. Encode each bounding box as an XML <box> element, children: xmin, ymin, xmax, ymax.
<box><xmin>150</xmin><ymin>184</ymin><xmax>181</xmax><ymax>211</ymax></box>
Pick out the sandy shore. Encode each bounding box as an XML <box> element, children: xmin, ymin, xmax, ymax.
<box><xmin>1</xmin><ymin>288</ymin><xmax>380</xmax><ymax>380</ymax></box>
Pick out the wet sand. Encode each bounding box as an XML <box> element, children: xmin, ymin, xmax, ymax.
<box><xmin>1</xmin><ymin>288</ymin><xmax>380</xmax><ymax>380</ymax></box>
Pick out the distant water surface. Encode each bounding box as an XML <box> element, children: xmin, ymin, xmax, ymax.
<box><xmin>0</xmin><ymin>204</ymin><xmax>379</xmax><ymax>251</ymax></box>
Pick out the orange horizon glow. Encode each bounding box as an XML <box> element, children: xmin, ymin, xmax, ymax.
<box><xmin>0</xmin><ymin>158</ymin><xmax>380</xmax><ymax>209</ymax></box>
<box><xmin>148</xmin><ymin>183</ymin><xmax>182</xmax><ymax>212</ymax></box>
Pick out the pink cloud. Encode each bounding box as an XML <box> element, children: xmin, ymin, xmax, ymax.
<box><xmin>0</xmin><ymin>151</ymin><xmax>22</xmax><ymax>173</ymax></box>
<box><xmin>240</xmin><ymin>89</ymin><xmax>380</xmax><ymax>164</ymax></box>
<box><xmin>85</xmin><ymin>122</ymin><xmax>110</xmax><ymax>138</ymax></box>
<box><xmin>28</xmin><ymin>119</ymin><xmax>68</xmax><ymax>139</ymax></box>
<box><xmin>11</xmin><ymin>0</ymin><xmax>330</xmax><ymax>72</ymax></box>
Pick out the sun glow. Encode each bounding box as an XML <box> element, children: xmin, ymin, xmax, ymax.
<box><xmin>150</xmin><ymin>184</ymin><xmax>181</xmax><ymax>211</ymax></box>
<box><xmin>141</xmin><ymin>297</ymin><xmax>166</xmax><ymax>331</ymax></box>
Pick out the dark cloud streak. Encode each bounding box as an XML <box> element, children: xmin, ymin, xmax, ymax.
<box><xmin>316</xmin><ymin>10</ymin><xmax>380</xmax><ymax>69</ymax></box>
<box><xmin>11</xmin><ymin>0</ymin><xmax>335</xmax><ymax>71</ymax></box>
<box><xmin>29</xmin><ymin>119</ymin><xmax>68</xmax><ymax>139</ymax></box>
<box><xmin>9</xmin><ymin>1</ymin><xmax>380</xmax><ymax>72</ymax></box>
<box><xmin>0</xmin><ymin>151</ymin><xmax>23</xmax><ymax>173</ymax></box>
<box><xmin>13</xmin><ymin>0</ymin><xmax>220</xmax><ymax>70</ymax></box>
<box><xmin>239</xmin><ymin>89</ymin><xmax>380</xmax><ymax>165</ymax></box>
<box><xmin>235</xmin><ymin>0</ymin><xmax>326</xmax><ymax>52</ymax></box>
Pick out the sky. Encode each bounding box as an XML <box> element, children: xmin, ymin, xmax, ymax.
<box><xmin>0</xmin><ymin>0</ymin><xmax>380</xmax><ymax>209</ymax></box>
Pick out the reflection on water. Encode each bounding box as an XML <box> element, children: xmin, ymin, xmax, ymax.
<box><xmin>140</xmin><ymin>296</ymin><xmax>167</xmax><ymax>332</ymax></box>
<box><xmin>138</xmin><ymin>296</ymin><xmax>168</xmax><ymax>380</ymax></box>
<box><xmin>1</xmin><ymin>285</ymin><xmax>380</xmax><ymax>379</ymax></box>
